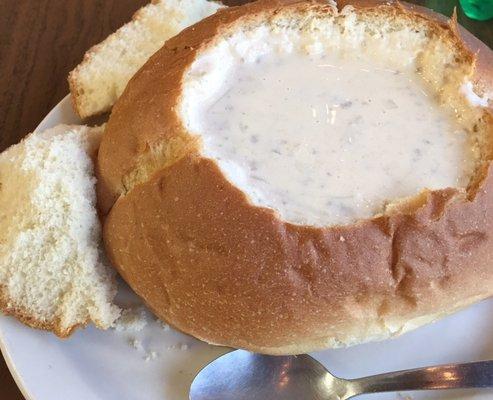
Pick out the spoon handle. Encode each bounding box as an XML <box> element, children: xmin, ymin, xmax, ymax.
<box><xmin>350</xmin><ymin>360</ymin><xmax>493</xmax><ymax>396</ymax></box>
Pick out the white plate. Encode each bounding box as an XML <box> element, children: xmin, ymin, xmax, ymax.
<box><xmin>1</xmin><ymin>95</ymin><xmax>493</xmax><ymax>400</ymax></box>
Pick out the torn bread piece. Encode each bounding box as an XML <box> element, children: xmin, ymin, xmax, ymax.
<box><xmin>68</xmin><ymin>0</ymin><xmax>225</xmax><ymax>118</ymax></box>
<box><xmin>0</xmin><ymin>125</ymin><xmax>121</xmax><ymax>337</ymax></box>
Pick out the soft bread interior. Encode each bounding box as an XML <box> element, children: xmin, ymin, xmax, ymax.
<box><xmin>69</xmin><ymin>0</ymin><xmax>225</xmax><ymax>118</ymax></box>
<box><xmin>178</xmin><ymin>5</ymin><xmax>492</xmax><ymax>226</ymax></box>
<box><xmin>0</xmin><ymin>125</ymin><xmax>120</xmax><ymax>336</ymax></box>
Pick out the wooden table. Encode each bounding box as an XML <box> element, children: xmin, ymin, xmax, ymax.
<box><xmin>0</xmin><ymin>1</ymin><xmax>491</xmax><ymax>398</ymax></box>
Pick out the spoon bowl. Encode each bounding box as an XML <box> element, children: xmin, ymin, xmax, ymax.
<box><xmin>190</xmin><ymin>350</ymin><xmax>493</xmax><ymax>400</ymax></box>
<box><xmin>189</xmin><ymin>350</ymin><xmax>350</xmax><ymax>400</ymax></box>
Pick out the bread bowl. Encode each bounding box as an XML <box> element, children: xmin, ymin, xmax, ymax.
<box><xmin>98</xmin><ymin>0</ymin><xmax>493</xmax><ymax>355</ymax></box>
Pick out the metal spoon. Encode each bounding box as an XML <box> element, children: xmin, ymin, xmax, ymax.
<box><xmin>189</xmin><ymin>350</ymin><xmax>493</xmax><ymax>399</ymax></box>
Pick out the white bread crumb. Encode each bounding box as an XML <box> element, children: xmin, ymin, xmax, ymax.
<box><xmin>167</xmin><ymin>343</ymin><xmax>190</xmax><ymax>351</ymax></box>
<box><xmin>157</xmin><ymin>318</ymin><xmax>171</xmax><ymax>331</ymax></box>
<box><xmin>0</xmin><ymin>125</ymin><xmax>120</xmax><ymax>336</ymax></box>
<box><xmin>114</xmin><ymin>306</ymin><xmax>149</xmax><ymax>332</ymax></box>
<box><xmin>127</xmin><ymin>336</ymin><xmax>160</xmax><ymax>361</ymax></box>
<box><xmin>144</xmin><ymin>350</ymin><xmax>159</xmax><ymax>362</ymax></box>
<box><xmin>129</xmin><ymin>338</ymin><xmax>143</xmax><ymax>351</ymax></box>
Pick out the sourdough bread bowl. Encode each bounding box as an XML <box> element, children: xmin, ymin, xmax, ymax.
<box><xmin>98</xmin><ymin>0</ymin><xmax>493</xmax><ymax>355</ymax></box>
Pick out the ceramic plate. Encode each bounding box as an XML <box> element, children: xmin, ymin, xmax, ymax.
<box><xmin>1</xmin><ymin>95</ymin><xmax>493</xmax><ymax>400</ymax></box>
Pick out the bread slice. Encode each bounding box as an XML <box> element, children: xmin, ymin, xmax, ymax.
<box><xmin>68</xmin><ymin>0</ymin><xmax>225</xmax><ymax>119</ymax></box>
<box><xmin>0</xmin><ymin>125</ymin><xmax>120</xmax><ymax>337</ymax></box>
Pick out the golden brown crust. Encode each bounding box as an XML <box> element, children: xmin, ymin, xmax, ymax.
<box><xmin>99</xmin><ymin>0</ymin><xmax>493</xmax><ymax>354</ymax></box>
<box><xmin>0</xmin><ymin>286</ymin><xmax>80</xmax><ymax>338</ymax></box>
<box><xmin>105</xmin><ymin>158</ymin><xmax>493</xmax><ymax>353</ymax></box>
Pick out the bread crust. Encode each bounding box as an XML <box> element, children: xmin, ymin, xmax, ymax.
<box><xmin>0</xmin><ymin>289</ymin><xmax>80</xmax><ymax>337</ymax></box>
<box><xmin>99</xmin><ymin>0</ymin><xmax>493</xmax><ymax>354</ymax></box>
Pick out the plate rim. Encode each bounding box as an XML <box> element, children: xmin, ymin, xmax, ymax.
<box><xmin>0</xmin><ymin>331</ymin><xmax>35</xmax><ymax>400</ymax></box>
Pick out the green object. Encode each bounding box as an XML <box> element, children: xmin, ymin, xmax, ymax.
<box><xmin>459</xmin><ymin>0</ymin><xmax>493</xmax><ymax>21</ymax></box>
<box><xmin>425</xmin><ymin>0</ymin><xmax>454</xmax><ymax>16</ymax></box>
